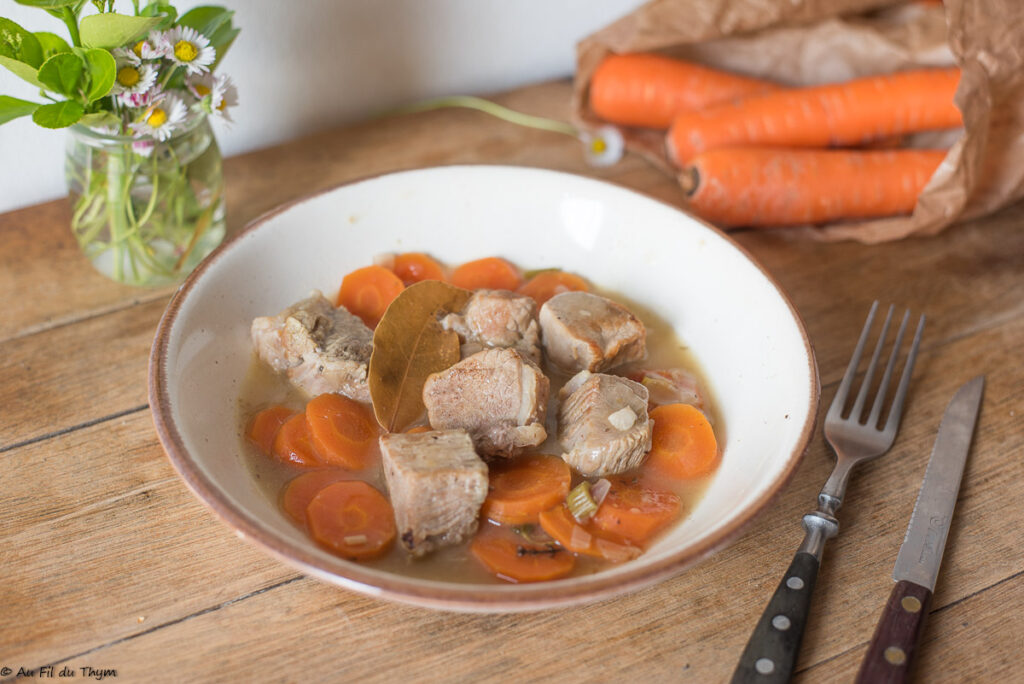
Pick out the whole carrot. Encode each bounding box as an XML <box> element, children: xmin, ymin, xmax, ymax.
<box><xmin>680</xmin><ymin>147</ymin><xmax>946</xmax><ymax>227</ymax></box>
<box><xmin>667</xmin><ymin>68</ymin><xmax>961</xmax><ymax>165</ymax></box>
<box><xmin>589</xmin><ymin>53</ymin><xmax>780</xmax><ymax>129</ymax></box>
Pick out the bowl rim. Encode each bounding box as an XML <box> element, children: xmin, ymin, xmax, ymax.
<box><xmin>148</xmin><ymin>164</ymin><xmax>820</xmax><ymax>611</ymax></box>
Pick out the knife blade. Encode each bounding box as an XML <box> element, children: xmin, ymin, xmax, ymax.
<box><xmin>855</xmin><ymin>375</ymin><xmax>984</xmax><ymax>684</ymax></box>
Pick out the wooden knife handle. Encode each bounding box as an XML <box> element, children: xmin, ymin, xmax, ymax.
<box><xmin>855</xmin><ymin>580</ymin><xmax>933</xmax><ymax>684</ymax></box>
<box><xmin>731</xmin><ymin>551</ymin><xmax>820</xmax><ymax>683</ymax></box>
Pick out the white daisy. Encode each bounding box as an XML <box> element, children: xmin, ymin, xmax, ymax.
<box><xmin>580</xmin><ymin>125</ymin><xmax>625</xmax><ymax>168</ymax></box>
<box><xmin>187</xmin><ymin>73</ymin><xmax>238</xmax><ymax>122</ymax></box>
<box><xmin>119</xmin><ymin>85</ymin><xmax>162</xmax><ymax>110</ymax></box>
<box><xmin>111</xmin><ymin>56</ymin><xmax>157</xmax><ymax>101</ymax></box>
<box><xmin>130</xmin><ymin>94</ymin><xmax>187</xmax><ymax>141</ymax></box>
<box><xmin>112</xmin><ymin>46</ymin><xmax>141</xmax><ymax>66</ymax></box>
<box><xmin>131</xmin><ymin>33</ymin><xmax>165</xmax><ymax>61</ymax></box>
<box><xmin>161</xmin><ymin>26</ymin><xmax>215</xmax><ymax>75</ymax></box>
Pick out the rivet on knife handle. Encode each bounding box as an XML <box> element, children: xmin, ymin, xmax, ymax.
<box><xmin>854</xmin><ymin>580</ymin><xmax>932</xmax><ymax>684</ymax></box>
<box><xmin>731</xmin><ymin>550</ymin><xmax>821</xmax><ymax>683</ymax></box>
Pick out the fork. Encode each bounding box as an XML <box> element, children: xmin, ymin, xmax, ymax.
<box><xmin>731</xmin><ymin>302</ymin><xmax>925</xmax><ymax>684</ymax></box>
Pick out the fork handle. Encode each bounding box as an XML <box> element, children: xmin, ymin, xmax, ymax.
<box><xmin>731</xmin><ymin>551</ymin><xmax>820</xmax><ymax>683</ymax></box>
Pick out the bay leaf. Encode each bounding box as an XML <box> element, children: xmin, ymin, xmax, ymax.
<box><xmin>368</xmin><ymin>280</ymin><xmax>472</xmax><ymax>432</ymax></box>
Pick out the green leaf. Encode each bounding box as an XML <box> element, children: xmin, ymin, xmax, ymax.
<box><xmin>35</xmin><ymin>32</ymin><xmax>72</xmax><ymax>60</ymax></box>
<box><xmin>81</xmin><ymin>48</ymin><xmax>115</xmax><ymax>101</ymax></box>
<box><xmin>0</xmin><ymin>95</ymin><xmax>41</xmax><ymax>125</ymax></box>
<box><xmin>178</xmin><ymin>6</ymin><xmax>233</xmax><ymax>39</ymax></box>
<box><xmin>78</xmin><ymin>110</ymin><xmax>119</xmax><ymax>128</ymax></box>
<box><xmin>79</xmin><ymin>13</ymin><xmax>163</xmax><ymax>49</ymax></box>
<box><xmin>0</xmin><ymin>55</ymin><xmax>45</xmax><ymax>89</ymax></box>
<box><xmin>0</xmin><ymin>17</ymin><xmax>44</xmax><ymax>68</ymax></box>
<box><xmin>13</xmin><ymin>0</ymin><xmax>81</xmax><ymax>8</ymax></box>
<box><xmin>37</xmin><ymin>52</ymin><xmax>86</xmax><ymax>98</ymax></box>
<box><xmin>210</xmin><ymin>27</ymin><xmax>238</xmax><ymax>68</ymax></box>
<box><xmin>140</xmin><ymin>1</ymin><xmax>177</xmax><ymax>30</ymax></box>
<box><xmin>31</xmin><ymin>99</ymin><xmax>84</xmax><ymax>128</ymax></box>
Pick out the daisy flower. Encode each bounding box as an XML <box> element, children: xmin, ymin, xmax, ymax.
<box><xmin>130</xmin><ymin>94</ymin><xmax>188</xmax><ymax>141</ymax></box>
<box><xmin>161</xmin><ymin>26</ymin><xmax>216</xmax><ymax>75</ymax></box>
<box><xmin>111</xmin><ymin>56</ymin><xmax>157</xmax><ymax>102</ymax></box>
<box><xmin>112</xmin><ymin>46</ymin><xmax>140</xmax><ymax>66</ymax></box>
<box><xmin>119</xmin><ymin>86</ymin><xmax>162</xmax><ymax>111</ymax></box>
<box><xmin>131</xmin><ymin>33</ymin><xmax>165</xmax><ymax>61</ymax></box>
<box><xmin>187</xmin><ymin>73</ymin><xmax>238</xmax><ymax>122</ymax></box>
<box><xmin>580</xmin><ymin>125</ymin><xmax>624</xmax><ymax>168</ymax></box>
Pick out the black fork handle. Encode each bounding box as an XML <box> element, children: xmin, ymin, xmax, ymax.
<box><xmin>731</xmin><ymin>551</ymin><xmax>820</xmax><ymax>683</ymax></box>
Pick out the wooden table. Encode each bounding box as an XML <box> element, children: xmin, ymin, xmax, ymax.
<box><xmin>2</xmin><ymin>80</ymin><xmax>1022</xmax><ymax>683</ymax></box>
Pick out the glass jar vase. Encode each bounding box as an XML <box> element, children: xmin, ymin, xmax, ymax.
<box><xmin>65</xmin><ymin>114</ymin><xmax>226</xmax><ymax>287</ymax></box>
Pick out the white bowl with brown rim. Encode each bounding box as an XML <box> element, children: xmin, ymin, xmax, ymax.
<box><xmin>149</xmin><ymin>165</ymin><xmax>819</xmax><ymax>612</ymax></box>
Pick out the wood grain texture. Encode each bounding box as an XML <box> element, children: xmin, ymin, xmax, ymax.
<box><xmin>1</xmin><ymin>79</ymin><xmax>1022</xmax><ymax>683</ymax></box>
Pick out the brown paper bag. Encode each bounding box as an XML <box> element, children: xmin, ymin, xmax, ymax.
<box><xmin>573</xmin><ymin>0</ymin><xmax>1024</xmax><ymax>243</ymax></box>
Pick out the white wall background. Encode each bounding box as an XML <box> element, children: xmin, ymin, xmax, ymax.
<box><xmin>0</xmin><ymin>0</ymin><xmax>643</xmax><ymax>213</ymax></box>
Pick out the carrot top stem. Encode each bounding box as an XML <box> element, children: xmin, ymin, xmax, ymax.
<box><xmin>392</xmin><ymin>95</ymin><xmax>578</xmax><ymax>136</ymax></box>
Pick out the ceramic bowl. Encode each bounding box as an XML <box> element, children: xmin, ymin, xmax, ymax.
<box><xmin>150</xmin><ymin>165</ymin><xmax>819</xmax><ymax>612</ymax></box>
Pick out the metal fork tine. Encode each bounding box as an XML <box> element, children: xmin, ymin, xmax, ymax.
<box><xmin>827</xmin><ymin>301</ymin><xmax>879</xmax><ymax>422</ymax></box>
<box><xmin>867</xmin><ymin>309</ymin><xmax>910</xmax><ymax>428</ymax></box>
<box><xmin>883</xmin><ymin>313</ymin><xmax>926</xmax><ymax>434</ymax></box>
<box><xmin>850</xmin><ymin>304</ymin><xmax>894</xmax><ymax>422</ymax></box>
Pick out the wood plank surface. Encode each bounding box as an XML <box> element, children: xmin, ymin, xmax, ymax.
<box><xmin>2</xmin><ymin>79</ymin><xmax>1022</xmax><ymax>683</ymax></box>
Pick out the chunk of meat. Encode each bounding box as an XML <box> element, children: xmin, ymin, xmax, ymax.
<box><xmin>423</xmin><ymin>348</ymin><xmax>549</xmax><ymax>457</ymax></box>
<box><xmin>539</xmin><ymin>291</ymin><xmax>646</xmax><ymax>373</ymax></box>
<box><xmin>250</xmin><ymin>291</ymin><xmax>373</xmax><ymax>401</ymax></box>
<box><xmin>628</xmin><ymin>368</ymin><xmax>705</xmax><ymax>410</ymax></box>
<box><xmin>379</xmin><ymin>429</ymin><xmax>488</xmax><ymax>557</ymax></box>
<box><xmin>441</xmin><ymin>289</ymin><xmax>541</xmax><ymax>363</ymax></box>
<box><xmin>557</xmin><ymin>371</ymin><xmax>653</xmax><ymax>477</ymax></box>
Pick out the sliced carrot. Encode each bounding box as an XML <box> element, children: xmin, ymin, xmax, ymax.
<box><xmin>305</xmin><ymin>393</ymin><xmax>378</xmax><ymax>470</ymax></box>
<box><xmin>247</xmin><ymin>406</ymin><xmax>295</xmax><ymax>455</ymax></box>
<box><xmin>590</xmin><ymin>53</ymin><xmax>780</xmax><ymax>129</ymax></box>
<box><xmin>516</xmin><ymin>271</ymin><xmax>589</xmax><ymax>306</ymax></box>
<box><xmin>273</xmin><ymin>413</ymin><xmax>323</xmax><ymax>467</ymax></box>
<box><xmin>391</xmin><ymin>252</ymin><xmax>447</xmax><ymax>285</ymax></box>
<box><xmin>645</xmin><ymin>403</ymin><xmax>719</xmax><ymax>479</ymax></box>
<box><xmin>405</xmin><ymin>425</ymin><xmax>432</xmax><ymax>434</ymax></box>
<box><xmin>481</xmin><ymin>454</ymin><xmax>572</xmax><ymax>525</ymax></box>
<box><xmin>450</xmin><ymin>257</ymin><xmax>522</xmax><ymax>291</ymax></box>
<box><xmin>470</xmin><ymin>523</ymin><xmax>575</xmax><ymax>583</ymax></box>
<box><xmin>538</xmin><ymin>504</ymin><xmax>641</xmax><ymax>563</ymax></box>
<box><xmin>680</xmin><ymin>147</ymin><xmax>945</xmax><ymax>228</ymax></box>
<box><xmin>667</xmin><ymin>68</ymin><xmax>962</xmax><ymax>165</ymax></box>
<box><xmin>281</xmin><ymin>469</ymin><xmax>352</xmax><ymax>525</ymax></box>
<box><xmin>337</xmin><ymin>265</ymin><xmax>406</xmax><ymax>328</ymax></box>
<box><xmin>592</xmin><ymin>477</ymin><xmax>681</xmax><ymax>546</ymax></box>
<box><xmin>306</xmin><ymin>481</ymin><xmax>396</xmax><ymax>560</ymax></box>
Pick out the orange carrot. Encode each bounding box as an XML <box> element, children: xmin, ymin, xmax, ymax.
<box><xmin>645</xmin><ymin>403</ymin><xmax>719</xmax><ymax>480</ymax></box>
<box><xmin>273</xmin><ymin>413</ymin><xmax>323</xmax><ymax>467</ymax></box>
<box><xmin>247</xmin><ymin>406</ymin><xmax>295</xmax><ymax>455</ymax></box>
<box><xmin>306</xmin><ymin>481</ymin><xmax>396</xmax><ymax>560</ymax></box>
<box><xmin>589</xmin><ymin>53</ymin><xmax>780</xmax><ymax>129</ymax></box>
<box><xmin>680</xmin><ymin>147</ymin><xmax>946</xmax><ymax>227</ymax></box>
<box><xmin>591</xmin><ymin>477</ymin><xmax>681</xmax><ymax>546</ymax></box>
<box><xmin>481</xmin><ymin>454</ymin><xmax>572</xmax><ymax>525</ymax></box>
<box><xmin>516</xmin><ymin>271</ymin><xmax>589</xmax><ymax>306</ymax></box>
<box><xmin>337</xmin><ymin>265</ymin><xmax>406</xmax><ymax>328</ymax></box>
<box><xmin>450</xmin><ymin>257</ymin><xmax>523</xmax><ymax>291</ymax></box>
<box><xmin>391</xmin><ymin>252</ymin><xmax>447</xmax><ymax>285</ymax></box>
<box><xmin>470</xmin><ymin>523</ymin><xmax>575</xmax><ymax>583</ymax></box>
<box><xmin>405</xmin><ymin>425</ymin><xmax>432</xmax><ymax>434</ymax></box>
<box><xmin>305</xmin><ymin>393</ymin><xmax>378</xmax><ymax>470</ymax></box>
<box><xmin>281</xmin><ymin>469</ymin><xmax>352</xmax><ymax>525</ymax></box>
<box><xmin>538</xmin><ymin>504</ymin><xmax>641</xmax><ymax>562</ymax></box>
<box><xmin>667</xmin><ymin>68</ymin><xmax>961</xmax><ymax>165</ymax></box>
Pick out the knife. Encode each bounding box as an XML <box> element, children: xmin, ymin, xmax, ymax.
<box><xmin>854</xmin><ymin>375</ymin><xmax>984</xmax><ymax>684</ymax></box>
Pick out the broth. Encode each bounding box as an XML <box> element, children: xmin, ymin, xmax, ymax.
<box><xmin>237</xmin><ymin>286</ymin><xmax>722</xmax><ymax>583</ymax></box>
